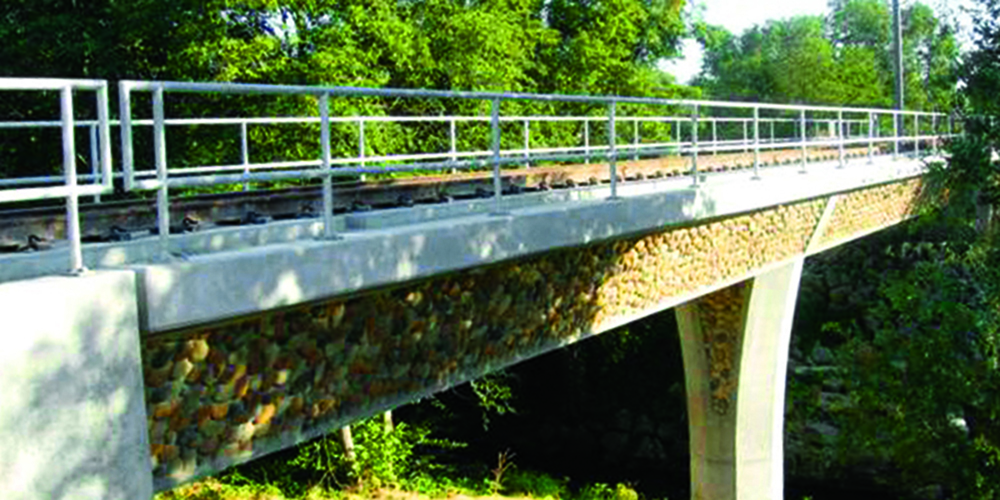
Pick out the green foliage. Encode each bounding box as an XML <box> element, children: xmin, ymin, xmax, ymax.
<box><xmin>962</xmin><ymin>0</ymin><xmax>1000</xmax><ymax>117</ymax></box>
<box><xmin>219</xmin><ymin>414</ymin><xmax>465</xmax><ymax>497</ymax></box>
<box><xmin>502</xmin><ymin>469</ymin><xmax>570</xmax><ymax>498</ymax></box>
<box><xmin>694</xmin><ymin>0</ymin><xmax>957</xmax><ymax>109</ymax></box>
<box><xmin>0</xmin><ymin>0</ymin><xmax>698</xmax><ymax>186</ymax></box>
<box><xmin>792</xmin><ymin>201</ymin><xmax>1000</xmax><ymax>497</ymax></box>
<box><xmin>575</xmin><ymin>482</ymin><xmax>641</xmax><ymax>500</ymax></box>
<box><xmin>154</xmin><ymin>477</ymin><xmax>293</xmax><ymax>500</ymax></box>
<box><xmin>830</xmin><ymin>238</ymin><xmax>1000</xmax><ymax>497</ymax></box>
<box><xmin>469</xmin><ymin>370</ymin><xmax>517</xmax><ymax>430</ymax></box>
<box><xmin>925</xmin><ymin>126</ymin><xmax>1000</xmax><ymax>226</ymax></box>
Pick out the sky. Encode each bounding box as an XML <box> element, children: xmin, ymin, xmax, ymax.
<box><xmin>662</xmin><ymin>0</ymin><xmax>977</xmax><ymax>85</ymax></box>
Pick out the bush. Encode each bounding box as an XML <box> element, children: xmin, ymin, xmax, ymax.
<box><xmin>291</xmin><ymin>416</ymin><xmax>466</xmax><ymax>489</ymax></box>
<box><xmin>575</xmin><ymin>482</ymin><xmax>642</xmax><ymax>500</ymax></box>
<box><xmin>503</xmin><ymin>469</ymin><xmax>569</xmax><ymax>498</ymax></box>
<box><xmin>218</xmin><ymin>414</ymin><xmax>465</xmax><ymax>497</ymax></box>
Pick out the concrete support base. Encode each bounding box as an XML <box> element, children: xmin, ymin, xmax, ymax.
<box><xmin>676</xmin><ymin>258</ymin><xmax>804</xmax><ymax>500</ymax></box>
<box><xmin>0</xmin><ymin>271</ymin><xmax>153</xmax><ymax>500</ymax></box>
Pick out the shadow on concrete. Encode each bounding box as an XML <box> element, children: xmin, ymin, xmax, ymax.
<box><xmin>0</xmin><ymin>272</ymin><xmax>150</xmax><ymax>500</ymax></box>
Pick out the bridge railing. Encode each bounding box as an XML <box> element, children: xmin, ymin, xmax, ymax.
<box><xmin>0</xmin><ymin>78</ymin><xmax>113</xmax><ymax>273</ymax></box>
<box><xmin>116</xmin><ymin>80</ymin><xmax>958</xmax><ymax>258</ymax></box>
<box><xmin>0</xmin><ymin>78</ymin><xmax>958</xmax><ymax>274</ymax></box>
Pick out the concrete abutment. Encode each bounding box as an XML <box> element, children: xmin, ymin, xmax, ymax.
<box><xmin>0</xmin><ymin>270</ymin><xmax>153</xmax><ymax>500</ymax></box>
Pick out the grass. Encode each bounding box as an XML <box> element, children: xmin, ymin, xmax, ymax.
<box><xmin>155</xmin><ymin>468</ymin><xmax>649</xmax><ymax>500</ymax></box>
<box><xmin>151</xmin><ymin>414</ymin><xmax>652</xmax><ymax>500</ymax></box>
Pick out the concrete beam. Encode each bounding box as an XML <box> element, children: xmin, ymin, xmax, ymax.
<box><xmin>131</xmin><ymin>155</ymin><xmax>926</xmax><ymax>332</ymax></box>
<box><xmin>676</xmin><ymin>258</ymin><xmax>803</xmax><ymax>500</ymax></box>
<box><xmin>0</xmin><ymin>271</ymin><xmax>153</xmax><ymax>500</ymax></box>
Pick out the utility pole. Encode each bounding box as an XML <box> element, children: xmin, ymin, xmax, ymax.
<box><xmin>892</xmin><ymin>0</ymin><xmax>904</xmax><ymax>132</ymax></box>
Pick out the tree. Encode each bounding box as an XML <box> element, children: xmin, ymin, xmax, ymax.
<box><xmin>961</xmin><ymin>0</ymin><xmax>1000</xmax><ymax>117</ymax></box>
<box><xmin>693</xmin><ymin>16</ymin><xmax>840</xmax><ymax>104</ymax></box>
<box><xmin>823</xmin><ymin>222</ymin><xmax>1000</xmax><ymax>498</ymax></box>
<box><xmin>539</xmin><ymin>0</ymin><xmax>688</xmax><ymax>96</ymax></box>
<box><xmin>694</xmin><ymin>0</ymin><xmax>956</xmax><ymax>109</ymax></box>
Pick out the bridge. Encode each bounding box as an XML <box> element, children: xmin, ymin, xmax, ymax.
<box><xmin>0</xmin><ymin>78</ymin><xmax>953</xmax><ymax>500</ymax></box>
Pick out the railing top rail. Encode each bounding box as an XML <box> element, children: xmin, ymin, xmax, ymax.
<box><xmin>0</xmin><ymin>78</ymin><xmax>107</xmax><ymax>90</ymax></box>
<box><xmin>121</xmin><ymin>80</ymin><xmax>947</xmax><ymax>117</ymax></box>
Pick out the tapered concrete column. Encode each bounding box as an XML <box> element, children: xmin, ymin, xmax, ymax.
<box><xmin>676</xmin><ymin>258</ymin><xmax>804</xmax><ymax>500</ymax></box>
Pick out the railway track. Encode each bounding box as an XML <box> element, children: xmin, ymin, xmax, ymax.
<box><xmin>0</xmin><ymin>146</ymin><xmax>875</xmax><ymax>251</ymax></box>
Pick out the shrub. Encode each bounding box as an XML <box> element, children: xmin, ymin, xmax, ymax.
<box><xmin>575</xmin><ymin>482</ymin><xmax>641</xmax><ymax>500</ymax></box>
<box><xmin>219</xmin><ymin>414</ymin><xmax>465</xmax><ymax>496</ymax></box>
<box><xmin>503</xmin><ymin>469</ymin><xmax>569</xmax><ymax>499</ymax></box>
<box><xmin>289</xmin><ymin>416</ymin><xmax>465</xmax><ymax>489</ymax></box>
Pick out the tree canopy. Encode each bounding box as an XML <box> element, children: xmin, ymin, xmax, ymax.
<box><xmin>0</xmin><ymin>0</ymin><xmax>691</xmax><ymax>98</ymax></box>
<box><xmin>692</xmin><ymin>0</ymin><xmax>958</xmax><ymax>109</ymax></box>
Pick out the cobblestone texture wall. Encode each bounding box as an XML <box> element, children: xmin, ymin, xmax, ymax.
<box><xmin>142</xmin><ymin>176</ymin><xmax>930</xmax><ymax>490</ymax></box>
<box><xmin>817</xmin><ymin>177</ymin><xmax>932</xmax><ymax>247</ymax></box>
<box><xmin>688</xmin><ymin>285</ymin><xmax>749</xmax><ymax>416</ymax></box>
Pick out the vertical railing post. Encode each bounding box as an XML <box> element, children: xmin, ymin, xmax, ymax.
<box><xmin>358</xmin><ymin>118</ymin><xmax>366</xmax><ymax>168</ymax></box>
<box><xmin>914</xmin><ymin>114</ymin><xmax>920</xmax><ymax>158</ymax></box>
<box><xmin>240</xmin><ymin>121</ymin><xmax>250</xmax><ymax>191</ymax></box>
<box><xmin>743</xmin><ymin>120</ymin><xmax>748</xmax><ymax>153</ymax></box>
<box><xmin>88</xmin><ymin>124</ymin><xmax>101</xmax><ymax>203</ymax></box>
<box><xmin>152</xmin><ymin>85</ymin><xmax>170</xmax><ymax>257</ymax></box>
<box><xmin>752</xmin><ymin>107</ymin><xmax>760</xmax><ymax>179</ymax></box>
<box><xmin>633</xmin><ymin>118</ymin><xmax>639</xmax><ymax>161</ymax></box>
<box><xmin>449</xmin><ymin>118</ymin><xmax>457</xmax><ymax>165</ymax></box>
<box><xmin>95</xmin><ymin>83</ymin><xmax>112</xmax><ymax>191</ymax></box>
<box><xmin>932</xmin><ymin>113</ymin><xmax>938</xmax><ymax>155</ymax></box>
<box><xmin>893</xmin><ymin>111</ymin><xmax>899</xmax><ymax>160</ymax></box>
<box><xmin>867</xmin><ymin>112</ymin><xmax>874</xmax><ymax>164</ymax></box>
<box><xmin>608</xmin><ymin>100</ymin><xmax>619</xmax><ymax>198</ymax></box>
<box><xmin>491</xmin><ymin>98</ymin><xmax>503</xmax><ymax>212</ymax></box>
<box><xmin>320</xmin><ymin>92</ymin><xmax>335</xmax><ymax>239</ymax></box>
<box><xmin>523</xmin><ymin>119</ymin><xmax>530</xmax><ymax>167</ymax></box>
<box><xmin>837</xmin><ymin>110</ymin><xmax>845</xmax><ymax>168</ymax></box>
<box><xmin>800</xmin><ymin>109</ymin><xmax>807</xmax><ymax>173</ymax></box>
<box><xmin>61</xmin><ymin>85</ymin><xmax>84</xmax><ymax>274</ymax></box>
<box><xmin>118</xmin><ymin>82</ymin><xmax>135</xmax><ymax>191</ymax></box>
<box><xmin>584</xmin><ymin>119</ymin><xmax>590</xmax><ymax>164</ymax></box>
<box><xmin>692</xmin><ymin>104</ymin><xmax>699</xmax><ymax>181</ymax></box>
<box><xmin>711</xmin><ymin>119</ymin><xmax>717</xmax><ymax>156</ymax></box>
<box><xmin>769</xmin><ymin>119</ymin><xmax>774</xmax><ymax>144</ymax></box>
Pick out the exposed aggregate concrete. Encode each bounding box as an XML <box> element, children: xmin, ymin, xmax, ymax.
<box><xmin>141</xmin><ymin>175</ymin><xmax>932</xmax><ymax>489</ymax></box>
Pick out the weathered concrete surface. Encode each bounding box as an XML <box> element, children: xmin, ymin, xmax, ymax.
<box><xmin>0</xmin><ymin>271</ymin><xmax>152</xmax><ymax>500</ymax></box>
<box><xmin>675</xmin><ymin>258</ymin><xmax>803</xmax><ymax>500</ymax></box>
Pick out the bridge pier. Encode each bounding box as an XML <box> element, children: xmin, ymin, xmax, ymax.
<box><xmin>676</xmin><ymin>258</ymin><xmax>803</xmax><ymax>500</ymax></box>
<box><xmin>0</xmin><ymin>271</ymin><xmax>153</xmax><ymax>500</ymax></box>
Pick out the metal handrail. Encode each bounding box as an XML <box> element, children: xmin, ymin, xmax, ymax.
<box><xmin>0</xmin><ymin>114</ymin><xmax>900</xmax><ymax>188</ymax></box>
<box><xmin>0</xmin><ymin>78</ymin><xmax>113</xmax><ymax>274</ymax></box>
<box><xmin>0</xmin><ymin>78</ymin><xmax>959</xmax><ymax>275</ymax></box>
<box><xmin>115</xmin><ymin>80</ymin><xmax>957</xmax><ymax>258</ymax></box>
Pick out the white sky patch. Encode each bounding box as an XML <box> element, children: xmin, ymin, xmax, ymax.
<box><xmin>661</xmin><ymin>0</ymin><xmax>977</xmax><ymax>85</ymax></box>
